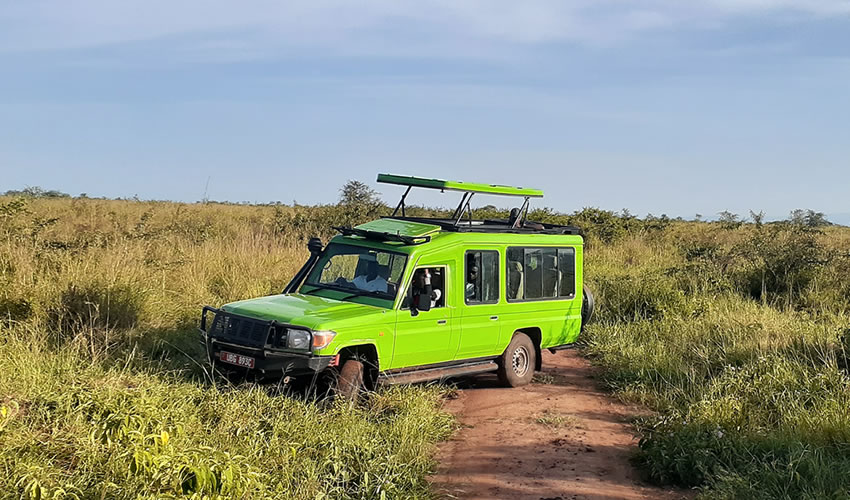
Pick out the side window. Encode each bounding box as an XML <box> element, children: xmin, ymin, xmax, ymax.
<box><xmin>524</xmin><ymin>248</ymin><xmax>543</xmax><ymax>300</ymax></box>
<box><xmin>465</xmin><ymin>251</ymin><xmax>499</xmax><ymax>304</ymax></box>
<box><xmin>507</xmin><ymin>247</ymin><xmax>577</xmax><ymax>301</ymax></box>
<box><xmin>401</xmin><ymin>267</ymin><xmax>446</xmax><ymax>310</ymax></box>
<box><xmin>558</xmin><ymin>248</ymin><xmax>576</xmax><ymax>297</ymax></box>
<box><xmin>507</xmin><ymin>247</ymin><xmax>524</xmax><ymax>300</ymax></box>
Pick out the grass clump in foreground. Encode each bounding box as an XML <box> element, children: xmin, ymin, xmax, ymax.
<box><xmin>0</xmin><ymin>327</ymin><xmax>453</xmax><ymax>499</ymax></box>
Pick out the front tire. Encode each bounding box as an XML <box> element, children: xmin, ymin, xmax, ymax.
<box><xmin>335</xmin><ymin>359</ymin><xmax>365</xmax><ymax>400</ymax></box>
<box><xmin>497</xmin><ymin>333</ymin><xmax>536</xmax><ymax>387</ymax></box>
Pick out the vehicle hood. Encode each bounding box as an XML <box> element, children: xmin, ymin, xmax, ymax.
<box><xmin>221</xmin><ymin>293</ymin><xmax>389</xmax><ymax>330</ymax></box>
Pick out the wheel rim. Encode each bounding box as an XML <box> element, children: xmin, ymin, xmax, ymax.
<box><xmin>512</xmin><ymin>345</ymin><xmax>530</xmax><ymax>377</ymax></box>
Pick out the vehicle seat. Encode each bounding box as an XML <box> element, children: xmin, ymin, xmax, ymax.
<box><xmin>543</xmin><ymin>254</ymin><xmax>559</xmax><ymax>297</ymax></box>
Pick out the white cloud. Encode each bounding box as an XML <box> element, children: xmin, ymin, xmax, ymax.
<box><xmin>0</xmin><ymin>0</ymin><xmax>847</xmax><ymax>57</ymax></box>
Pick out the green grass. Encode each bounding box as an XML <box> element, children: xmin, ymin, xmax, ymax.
<box><xmin>0</xmin><ymin>197</ymin><xmax>455</xmax><ymax>499</ymax></box>
<box><xmin>533</xmin><ymin>410</ymin><xmax>579</xmax><ymax>430</ymax></box>
<box><xmin>2</xmin><ymin>195</ymin><xmax>850</xmax><ymax>499</ymax></box>
<box><xmin>582</xmin><ymin>222</ymin><xmax>850</xmax><ymax>499</ymax></box>
<box><xmin>0</xmin><ymin>326</ymin><xmax>453</xmax><ymax>499</ymax></box>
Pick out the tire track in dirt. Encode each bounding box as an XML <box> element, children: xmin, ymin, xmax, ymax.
<box><xmin>430</xmin><ymin>350</ymin><xmax>691</xmax><ymax>500</ymax></box>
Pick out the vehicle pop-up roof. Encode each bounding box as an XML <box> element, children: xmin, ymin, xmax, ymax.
<box><xmin>371</xmin><ymin>173</ymin><xmax>580</xmax><ymax>237</ymax></box>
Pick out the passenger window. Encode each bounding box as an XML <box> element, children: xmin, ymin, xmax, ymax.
<box><xmin>402</xmin><ymin>267</ymin><xmax>446</xmax><ymax>310</ymax></box>
<box><xmin>465</xmin><ymin>251</ymin><xmax>499</xmax><ymax>304</ymax></box>
<box><xmin>558</xmin><ymin>248</ymin><xmax>576</xmax><ymax>297</ymax></box>
<box><xmin>507</xmin><ymin>246</ymin><xmax>577</xmax><ymax>301</ymax></box>
<box><xmin>507</xmin><ymin>247</ymin><xmax>524</xmax><ymax>300</ymax></box>
<box><xmin>524</xmin><ymin>249</ymin><xmax>543</xmax><ymax>299</ymax></box>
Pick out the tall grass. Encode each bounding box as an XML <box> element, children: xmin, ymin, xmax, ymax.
<box><xmin>2</xmin><ymin>195</ymin><xmax>849</xmax><ymax>499</ymax></box>
<box><xmin>583</xmin><ymin>220</ymin><xmax>850</xmax><ymax>499</ymax></box>
<box><xmin>0</xmin><ymin>197</ymin><xmax>453</xmax><ymax>499</ymax></box>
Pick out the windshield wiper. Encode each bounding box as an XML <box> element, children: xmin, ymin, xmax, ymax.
<box><xmin>300</xmin><ymin>282</ymin><xmax>362</xmax><ymax>296</ymax></box>
<box><xmin>301</xmin><ymin>283</ymin><xmax>391</xmax><ymax>301</ymax></box>
<box><xmin>300</xmin><ymin>286</ymin><xmax>326</xmax><ymax>296</ymax></box>
<box><xmin>336</xmin><ymin>289</ymin><xmax>392</xmax><ymax>302</ymax></box>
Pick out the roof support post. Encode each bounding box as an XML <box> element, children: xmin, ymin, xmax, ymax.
<box><xmin>392</xmin><ymin>186</ymin><xmax>412</xmax><ymax>217</ymax></box>
<box><xmin>513</xmin><ymin>196</ymin><xmax>531</xmax><ymax>228</ymax></box>
<box><xmin>451</xmin><ymin>192</ymin><xmax>470</xmax><ymax>220</ymax></box>
<box><xmin>455</xmin><ymin>193</ymin><xmax>475</xmax><ymax>226</ymax></box>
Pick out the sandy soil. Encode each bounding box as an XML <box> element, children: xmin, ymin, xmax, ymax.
<box><xmin>430</xmin><ymin>349</ymin><xmax>692</xmax><ymax>500</ymax></box>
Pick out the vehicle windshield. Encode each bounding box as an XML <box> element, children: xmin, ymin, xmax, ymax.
<box><xmin>302</xmin><ymin>243</ymin><xmax>407</xmax><ymax>302</ymax></box>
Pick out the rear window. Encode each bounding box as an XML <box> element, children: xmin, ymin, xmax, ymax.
<box><xmin>506</xmin><ymin>246</ymin><xmax>576</xmax><ymax>301</ymax></box>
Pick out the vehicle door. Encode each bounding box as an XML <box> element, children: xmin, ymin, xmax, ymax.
<box><xmin>390</xmin><ymin>263</ymin><xmax>457</xmax><ymax>369</ymax></box>
<box><xmin>455</xmin><ymin>249</ymin><xmax>501</xmax><ymax>360</ymax></box>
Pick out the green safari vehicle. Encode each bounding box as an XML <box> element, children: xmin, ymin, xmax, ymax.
<box><xmin>199</xmin><ymin>174</ymin><xmax>593</xmax><ymax>396</ymax></box>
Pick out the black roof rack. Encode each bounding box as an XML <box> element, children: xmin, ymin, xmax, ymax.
<box><xmin>381</xmin><ymin>217</ymin><xmax>581</xmax><ymax>236</ymax></box>
<box><xmin>333</xmin><ymin>226</ymin><xmax>432</xmax><ymax>245</ymax></box>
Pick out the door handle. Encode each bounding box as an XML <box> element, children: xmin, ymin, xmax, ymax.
<box><xmin>437</xmin><ymin>320</ymin><xmax>447</xmax><ymax>325</ymax></box>
<box><xmin>490</xmin><ymin>316</ymin><xmax>499</xmax><ymax>320</ymax></box>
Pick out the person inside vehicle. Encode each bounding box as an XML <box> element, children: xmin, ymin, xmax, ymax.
<box><xmin>465</xmin><ymin>254</ymin><xmax>479</xmax><ymax>301</ymax></box>
<box><xmin>352</xmin><ymin>255</ymin><xmax>388</xmax><ymax>292</ymax></box>
<box><xmin>410</xmin><ymin>268</ymin><xmax>437</xmax><ymax>316</ymax></box>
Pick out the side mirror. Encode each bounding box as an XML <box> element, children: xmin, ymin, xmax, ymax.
<box><xmin>410</xmin><ymin>293</ymin><xmax>431</xmax><ymax>316</ymax></box>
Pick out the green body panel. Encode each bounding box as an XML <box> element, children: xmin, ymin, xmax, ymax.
<box><xmin>219</xmin><ymin>219</ymin><xmax>584</xmax><ymax>373</ymax></box>
<box><xmin>377</xmin><ymin>173</ymin><xmax>544</xmax><ymax>198</ymax></box>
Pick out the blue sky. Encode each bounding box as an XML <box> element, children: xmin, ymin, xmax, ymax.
<box><xmin>1</xmin><ymin>1</ymin><xmax>848</xmax><ymax>222</ymax></box>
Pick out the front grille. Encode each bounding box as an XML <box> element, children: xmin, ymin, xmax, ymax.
<box><xmin>209</xmin><ymin>313</ymin><xmax>273</xmax><ymax>347</ymax></box>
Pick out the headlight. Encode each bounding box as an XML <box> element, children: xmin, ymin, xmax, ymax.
<box><xmin>286</xmin><ymin>329</ymin><xmax>311</xmax><ymax>350</ymax></box>
<box><xmin>311</xmin><ymin>330</ymin><xmax>337</xmax><ymax>351</ymax></box>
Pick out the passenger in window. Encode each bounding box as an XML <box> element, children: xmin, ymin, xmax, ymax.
<box><xmin>465</xmin><ymin>254</ymin><xmax>479</xmax><ymax>301</ymax></box>
<box><xmin>352</xmin><ymin>255</ymin><xmax>388</xmax><ymax>292</ymax></box>
<box><xmin>430</xmin><ymin>289</ymin><xmax>442</xmax><ymax>309</ymax></box>
<box><xmin>410</xmin><ymin>268</ymin><xmax>438</xmax><ymax>316</ymax></box>
<box><xmin>508</xmin><ymin>260</ymin><xmax>523</xmax><ymax>300</ymax></box>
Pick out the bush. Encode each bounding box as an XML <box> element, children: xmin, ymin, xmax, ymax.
<box><xmin>733</xmin><ymin>222</ymin><xmax>827</xmax><ymax>306</ymax></box>
<box><xmin>48</xmin><ymin>282</ymin><xmax>144</xmax><ymax>338</ymax></box>
<box><xmin>590</xmin><ymin>271</ymin><xmax>691</xmax><ymax>322</ymax></box>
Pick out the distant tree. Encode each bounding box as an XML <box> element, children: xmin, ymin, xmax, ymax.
<box><xmin>718</xmin><ymin>210</ymin><xmax>742</xmax><ymax>229</ymax></box>
<box><xmin>750</xmin><ymin>210</ymin><xmax>765</xmax><ymax>227</ymax></box>
<box><xmin>695</xmin><ymin>213</ymin><xmax>703</xmax><ymax>222</ymax></box>
<box><xmin>3</xmin><ymin>186</ymin><xmax>70</xmax><ymax>198</ymax></box>
<box><xmin>789</xmin><ymin>209</ymin><xmax>830</xmax><ymax>228</ymax></box>
<box><xmin>337</xmin><ymin>180</ymin><xmax>384</xmax><ymax>227</ymax></box>
<box><xmin>339</xmin><ymin>180</ymin><xmax>381</xmax><ymax>207</ymax></box>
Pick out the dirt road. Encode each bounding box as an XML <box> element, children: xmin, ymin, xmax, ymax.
<box><xmin>430</xmin><ymin>349</ymin><xmax>690</xmax><ymax>500</ymax></box>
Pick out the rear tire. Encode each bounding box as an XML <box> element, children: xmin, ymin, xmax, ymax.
<box><xmin>335</xmin><ymin>359</ymin><xmax>365</xmax><ymax>400</ymax></box>
<box><xmin>497</xmin><ymin>333</ymin><xmax>536</xmax><ymax>387</ymax></box>
<box><xmin>581</xmin><ymin>286</ymin><xmax>595</xmax><ymax>331</ymax></box>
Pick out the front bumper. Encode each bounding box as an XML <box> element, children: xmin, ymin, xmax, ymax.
<box><xmin>199</xmin><ymin>306</ymin><xmax>334</xmax><ymax>376</ymax></box>
<box><xmin>201</xmin><ymin>333</ymin><xmax>335</xmax><ymax>375</ymax></box>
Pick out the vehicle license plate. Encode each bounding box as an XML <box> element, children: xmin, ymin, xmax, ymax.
<box><xmin>219</xmin><ymin>351</ymin><xmax>255</xmax><ymax>368</ymax></box>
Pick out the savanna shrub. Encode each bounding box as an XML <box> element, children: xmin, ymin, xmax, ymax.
<box><xmin>732</xmin><ymin>222</ymin><xmax>827</xmax><ymax>306</ymax></box>
<box><xmin>49</xmin><ymin>282</ymin><xmax>144</xmax><ymax>336</ymax></box>
<box><xmin>590</xmin><ymin>271</ymin><xmax>691</xmax><ymax>322</ymax></box>
<box><xmin>0</xmin><ymin>296</ymin><xmax>32</xmax><ymax>323</ymax></box>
